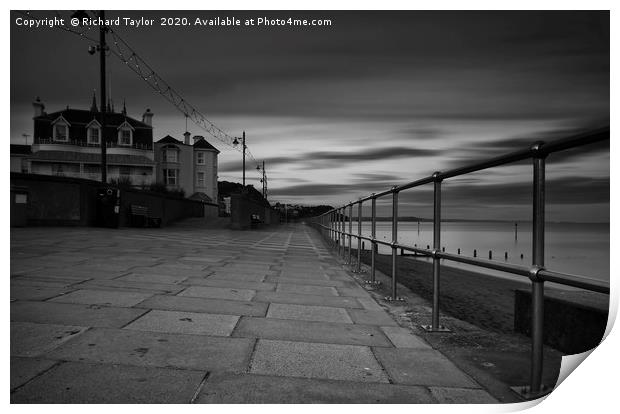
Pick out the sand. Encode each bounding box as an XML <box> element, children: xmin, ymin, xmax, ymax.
<box><xmin>359</xmin><ymin>251</ymin><xmax>608</xmax><ymax>334</ymax></box>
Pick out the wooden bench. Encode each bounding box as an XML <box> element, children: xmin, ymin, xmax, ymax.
<box><xmin>130</xmin><ymin>204</ymin><xmax>161</xmax><ymax>228</ymax></box>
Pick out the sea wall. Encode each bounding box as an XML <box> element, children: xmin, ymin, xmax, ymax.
<box><xmin>10</xmin><ymin>172</ymin><xmax>210</xmax><ymax>227</ymax></box>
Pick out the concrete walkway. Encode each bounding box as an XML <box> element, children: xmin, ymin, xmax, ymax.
<box><xmin>10</xmin><ymin>220</ymin><xmax>497</xmax><ymax>403</ymax></box>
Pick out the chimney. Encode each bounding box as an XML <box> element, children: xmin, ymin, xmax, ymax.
<box><xmin>193</xmin><ymin>135</ymin><xmax>204</xmax><ymax>143</ymax></box>
<box><xmin>183</xmin><ymin>131</ymin><xmax>191</xmax><ymax>145</ymax></box>
<box><xmin>142</xmin><ymin>108</ymin><xmax>153</xmax><ymax>126</ymax></box>
<box><xmin>90</xmin><ymin>91</ymin><xmax>98</xmax><ymax>112</ymax></box>
<box><xmin>33</xmin><ymin>96</ymin><xmax>45</xmax><ymax>117</ymax></box>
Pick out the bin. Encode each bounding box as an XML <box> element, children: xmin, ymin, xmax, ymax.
<box><xmin>96</xmin><ymin>187</ymin><xmax>120</xmax><ymax>228</ymax></box>
<box><xmin>10</xmin><ymin>185</ymin><xmax>29</xmax><ymax>227</ymax></box>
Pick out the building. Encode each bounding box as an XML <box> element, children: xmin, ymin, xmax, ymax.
<box><xmin>10</xmin><ymin>144</ymin><xmax>31</xmax><ymax>173</ymax></box>
<box><xmin>26</xmin><ymin>96</ymin><xmax>155</xmax><ymax>186</ymax></box>
<box><xmin>153</xmin><ymin>133</ymin><xmax>219</xmax><ymax>202</ymax></box>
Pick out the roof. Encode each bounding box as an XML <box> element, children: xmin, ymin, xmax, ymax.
<box><xmin>28</xmin><ymin>150</ymin><xmax>155</xmax><ymax>166</ymax></box>
<box><xmin>35</xmin><ymin>108</ymin><xmax>151</xmax><ymax>129</ymax></box>
<box><xmin>11</xmin><ymin>144</ymin><xmax>31</xmax><ymax>155</ymax></box>
<box><xmin>157</xmin><ymin>135</ymin><xmax>186</xmax><ymax>145</ymax></box>
<box><xmin>193</xmin><ymin>137</ymin><xmax>220</xmax><ymax>153</ymax></box>
<box><xmin>189</xmin><ymin>192</ymin><xmax>214</xmax><ymax>203</ymax></box>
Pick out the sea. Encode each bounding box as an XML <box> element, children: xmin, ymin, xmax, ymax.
<box><xmin>352</xmin><ymin>221</ymin><xmax>609</xmax><ymax>284</ymax></box>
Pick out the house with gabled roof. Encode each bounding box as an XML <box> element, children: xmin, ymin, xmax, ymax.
<box><xmin>28</xmin><ymin>95</ymin><xmax>155</xmax><ymax>187</ymax></box>
<box><xmin>154</xmin><ymin>132</ymin><xmax>219</xmax><ymax>202</ymax></box>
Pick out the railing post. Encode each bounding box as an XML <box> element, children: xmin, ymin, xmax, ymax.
<box><xmin>340</xmin><ymin>208</ymin><xmax>345</xmax><ymax>259</ymax></box>
<box><xmin>387</xmin><ymin>188</ymin><xmax>402</xmax><ymax>301</ymax></box>
<box><xmin>423</xmin><ymin>172</ymin><xmax>449</xmax><ymax>332</ymax></box>
<box><xmin>365</xmin><ymin>194</ymin><xmax>378</xmax><ymax>285</ymax></box>
<box><xmin>356</xmin><ymin>200</ymin><xmax>362</xmax><ymax>272</ymax></box>
<box><xmin>348</xmin><ymin>203</ymin><xmax>353</xmax><ymax>265</ymax></box>
<box><xmin>530</xmin><ymin>143</ymin><xmax>547</xmax><ymax>395</ymax></box>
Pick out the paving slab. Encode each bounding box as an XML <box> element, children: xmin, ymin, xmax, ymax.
<box><xmin>250</xmin><ymin>339</ymin><xmax>388</xmax><ymax>383</ymax></box>
<box><xmin>11</xmin><ymin>301</ymin><xmax>148</xmax><ymax>328</ymax></box>
<box><xmin>208</xmin><ymin>272</ymin><xmax>267</xmax><ymax>282</ymax></box>
<box><xmin>75</xmin><ymin>279</ymin><xmax>185</xmax><ymax>294</ymax></box>
<box><xmin>196</xmin><ymin>372</ymin><xmax>435</xmax><ymax>403</ymax></box>
<box><xmin>136</xmin><ymin>295</ymin><xmax>268</xmax><ymax>317</ymax></box>
<box><xmin>347</xmin><ymin>309</ymin><xmax>399</xmax><ymax>326</ymax></box>
<box><xmin>336</xmin><ymin>286</ymin><xmax>373</xmax><ymax>298</ymax></box>
<box><xmin>380</xmin><ymin>326</ymin><xmax>434</xmax><ymax>349</ymax></box>
<box><xmin>373</xmin><ymin>348</ymin><xmax>479</xmax><ymax>388</ymax></box>
<box><xmin>233</xmin><ymin>316</ymin><xmax>391</xmax><ymax>346</ymax></box>
<box><xmin>429</xmin><ymin>387</ymin><xmax>498</xmax><ymax>403</ymax></box>
<box><xmin>279</xmin><ymin>271</ymin><xmax>330</xmax><ymax>280</ymax></box>
<box><xmin>47</xmin><ymin>327</ymin><xmax>255</xmax><ymax>371</ymax></box>
<box><xmin>124</xmin><ymin>310</ymin><xmax>239</xmax><ymax>336</ymax></box>
<box><xmin>117</xmin><ymin>273</ymin><xmax>188</xmax><ymax>285</ymax></box>
<box><xmin>178</xmin><ymin>286</ymin><xmax>256</xmax><ymax>301</ymax></box>
<box><xmin>355</xmin><ymin>296</ymin><xmax>386</xmax><ymax>311</ymax></box>
<box><xmin>276</xmin><ymin>283</ymin><xmax>338</xmax><ymax>296</ymax></box>
<box><xmin>184</xmin><ymin>277</ymin><xmax>276</xmax><ymax>291</ymax></box>
<box><xmin>10</xmin><ymin>285</ymin><xmax>70</xmax><ymax>301</ymax></box>
<box><xmin>10</xmin><ymin>357</ymin><xmax>59</xmax><ymax>391</ymax></box>
<box><xmin>49</xmin><ymin>289</ymin><xmax>154</xmax><ymax>307</ymax></box>
<box><xmin>11</xmin><ymin>322</ymin><xmax>87</xmax><ymax>357</ymax></box>
<box><xmin>253</xmin><ymin>291</ymin><xmax>362</xmax><ymax>309</ymax></box>
<box><xmin>11</xmin><ymin>361</ymin><xmax>206</xmax><ymax>403</ymax></box>
<box><xmin>264</xmin><ymin>275</ymin><xmax>345</xmax><ymax>287</ymax></box>
<box><xmin>267</xmin><ymin>303</ymin><xmax>353</xmax><ymax>324</ymax></box>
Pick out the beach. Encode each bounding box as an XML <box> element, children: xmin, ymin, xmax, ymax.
<box><xmin>359</xmin><ymin>251</ymin><xmax>609</xmax><ymax>335</ymax></box>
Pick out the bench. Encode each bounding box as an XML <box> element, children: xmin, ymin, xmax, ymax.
<box><xmin>130</xmin><ymin>204</ymin><xmax>161</xmax><ymax>228</ymax></box>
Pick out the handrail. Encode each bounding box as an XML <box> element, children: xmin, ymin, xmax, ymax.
<box><xmin>311</xmin><ymin>126</ymin><xmax>610</xmax><ymax>398</ymax></box>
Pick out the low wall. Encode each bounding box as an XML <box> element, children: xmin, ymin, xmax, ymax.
<box><xmin>11</xmin><ymin>172</ymin><xmax>205</xmax><ymax>227</ymax></box>
<box><xmin>514</xmin><ymin>288</ymin><xmax>608</xmax><ymax>354</ymax></box>
<box><xmin>230</xmin><ymin>192</ymin><xmax>279</xmax><ymax>230</ymax></box>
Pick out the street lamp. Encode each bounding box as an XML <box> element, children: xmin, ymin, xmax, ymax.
<box><xmin>72</xmin><ymin>10</ymin><xmax>109</xmax><ymax>183</ymax></box>
<box><xmin>232</xmin><ymin>131</ymin><xmax>246</xmax><ymax>188</ymax></box>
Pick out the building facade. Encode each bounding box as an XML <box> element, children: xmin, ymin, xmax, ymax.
<box><xmin>26</xmin><ymin>96</ymin><xmax>155</xmax><ymax>186</ymax></box>
<box><xmin>153</xmin><ymin>133</ymin><xmax>219</xmax><ymax>202</ymax></box>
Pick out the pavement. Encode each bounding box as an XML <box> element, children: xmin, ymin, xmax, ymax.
<box><xmin>10</xmin><ymin>219</ymin><xmax>498</xmax><ymax>404</ymax></box>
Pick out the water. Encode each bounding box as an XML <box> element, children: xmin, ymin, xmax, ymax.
<box><xmin>352</xmin><ymin>221</ymin><xmax>609</xmax><ymax>283</ymax></box>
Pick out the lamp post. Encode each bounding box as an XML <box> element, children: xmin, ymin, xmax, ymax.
<box><xmin>232</xmin><ymin>131</ymin><xmax>246</xmax><ymax>188</ymax></box>
<box><xmin>72</xmin><ymin>10</ymin><xmax>108</xmax><ymax>183</ymax></box>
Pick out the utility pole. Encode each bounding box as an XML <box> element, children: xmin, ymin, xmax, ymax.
<box><xmin>262</xmin><ymin>160</ymin><xmax>266</xmax><ymax>199</ymax></box>
<box><xmin>242</xmin><ymin>131</ymin><xmax>246</xmax><ymax>188</ymax></box>
<box><xmin>99</xmin><ymin>10</ymin><xmax>107</xmax><ymax>184</ymax></box>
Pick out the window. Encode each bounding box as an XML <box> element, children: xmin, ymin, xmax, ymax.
<box><xmin>54</xmin><ymin>124</ymin><xmax>68</xmax><ymax>142</ymax></box>
<box><xmin>162</xmin><ymin>147</ymin><xmax>178</xmax><ymax>163</ymax></box>
<box><xmin>117</xmin><ymin>121</ymin><xmax>134</xmax><ymax>146</ymax></box>
<box><xmin>88</xmin><ymin>127</ymin><xmax>100</xmax><ymax>145</ymax></box>
<box><xmin>197</xmin><ymin>172</ymin><xmax>205</xmax><ymax>187</ymax></box>
<box><xmin>163</xmin><ymin>169</ymin><xmax>177</xmax><ymax>185</ymax></box>
<box><xmin>120</xmin><ymin>129</ymin><xmax>131</xmax><ymax>146</ymax></box>
<box><xmin>196</xmin><ymin>152</ymin><xmax>205</xmax><ymax>165</ymax></box>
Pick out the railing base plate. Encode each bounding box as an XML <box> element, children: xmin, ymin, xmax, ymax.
<box><xmin>384</xmin><ymin>296</ymin><xmax>405</xmax><ymax>302</ymax></box>
<box><xmin>510</xmin><ymin>385</ymin><xmax>552</xmax><ymax>400</ymax></box>
<box><xmin>364</xmin><ymin>280</ymin><xmax>381</xmax><ymax>286</ymax></box>
<box><xmin>420</xmin><ymin>324</ymin><xmax>451</xmax><ymax>333</ymax></box>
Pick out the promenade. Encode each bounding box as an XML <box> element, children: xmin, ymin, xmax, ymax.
<box><xmin>10</xmin><ymin>219</ymin><xmax>497</xmax><ymax>404</ymax></box>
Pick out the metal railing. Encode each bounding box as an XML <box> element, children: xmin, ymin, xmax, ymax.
<box><xmin>312</xmin><ymin>127</ymin><xmax>610</xmax><ymax>397</ymax></box>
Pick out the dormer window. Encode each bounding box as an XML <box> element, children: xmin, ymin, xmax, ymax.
<box><xmin>86</xmin><ymin>120</ymin><xmax>102</xmax><ymax>145</ymax></box>
<box><xmin>117</xmin><ymin>121</ymin><xmax>134</xmax><ymax>147</ymax></box>
<box><xmin>162</xmin><ymin>145</ymin><xmax>179</xmax><ymax>163</ymax></box>
<box><xmin>52</xmin><ymin>116</ymin><xmax>70</xmax><ymax>142</ymax></box>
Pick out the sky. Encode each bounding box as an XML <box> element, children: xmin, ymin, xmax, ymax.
<box><xmin>10</xmin><ymin>10</ymin><xmax>610</xmax><ymax>221</ymax></box>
